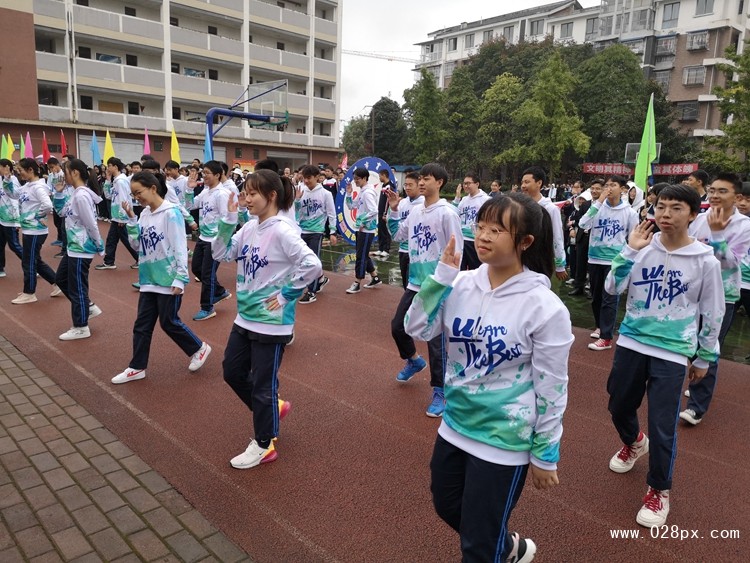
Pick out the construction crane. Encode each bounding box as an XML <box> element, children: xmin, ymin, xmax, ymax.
<box><xmin>342</xmin><ymin>49</ymin><xmax>420</xmax><ymax>64</ymax></box>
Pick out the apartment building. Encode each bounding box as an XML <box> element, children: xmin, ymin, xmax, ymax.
<box><xmin>414</xmin><ymin>0</ymin><xmax>748</xmax><ymax>139</ymax></box>
<box><xmin>0</xmin><ymin>0</ymin><xmax>341</xmax><ymax>169</ymax></box>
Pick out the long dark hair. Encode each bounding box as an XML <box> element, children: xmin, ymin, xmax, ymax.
<box><xmin>18</xmin><ymin>158</ymin><xmax>40</xmax><ymax>178</ymax></box>
<box><xmin>476</xmin><ymin>192</ymin><xmax>554</xmax><ymax>278</ymax></box>
<box><xmin>245</xmin><ymin>169</ymin><xmax>294</xmax><ymax>211</ymax></box>
<box><xmin>131</xmin><ymin>171</ymin><xmax>167</xmax><ymax>198</ymax></box>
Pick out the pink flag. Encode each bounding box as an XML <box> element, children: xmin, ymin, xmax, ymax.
<box><xmin>24</xmin><ymin>132</ymin><xmax>34</xmax><ymax>159</ymax></box>
<box><xmin>144</xmin><ymin>128</ymin><xmax>151</xmax><ymax>155</ymax></box>
<box><xmin>340</xmin><ymin>153</ymin><xmax>348</xmax><ymax>170</ymax></box>
<box><xmin>42</xmin><ymin>132</ymin><xmax>51</xmax><ymax>162</ymax></box>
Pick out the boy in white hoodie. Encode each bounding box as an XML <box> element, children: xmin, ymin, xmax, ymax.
<box><xmin>578</xmin><ymin>174</ymin><xmax>639</xmax><ymax>350</ymax></box>
<box><xmin>452</xmin><ymin>172</ymin><xmax>491</xmax><ymax>270</ymax></box>
<box><xmin>344</xmin><ymin>167</ymin><xmax>382</xmax><ymax>293</ymax></box>
<box><xmin>0</xmin><ymin>159</ymin><xmax>23</xmax><ymax>277</ymax></box>
<box><xmin>680</xmin><ymin>172</ymin><xmax>750</xmax><ymax>425</ymax></box>
<box><xmin>405</xmin><ymin>193</ymin><xmax>573</xmax><ymax>562</ymax></box>
<box><xmin>604</xmin><ymin>184</ymin><xmax>723</xmax><ymax>528</ymax></box>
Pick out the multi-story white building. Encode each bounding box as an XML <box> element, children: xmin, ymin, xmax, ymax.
<box><xmin>1</xmin><ymin>0</ymin><xmax>341</xmax><ymax>169</ymax></box>
<box><xmin>415</xmin><ymin>0</ymin><xmax>747</xmax><ymax>139</ymax></box>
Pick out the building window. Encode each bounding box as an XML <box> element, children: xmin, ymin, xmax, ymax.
<box><xmin>35</xmin><ymin>36</ymin><xmax>55</xmax><ymax>53</ymax></box>
<box><xmin>184</xmin><ymin>68</ymin><xmax>205</xmax><ymax>78</ymax></box>
<box><xmin>96</xmin><ymin>53</ymin><xmax>122</xmax><ymax>64</ymax></box>
<box><xmin>277</xmin><ymin>41</ymin><xmax>285</xmax><ymax>51</ymax></box>
<box><xmin>208</xmin><ymin>69</ymin><xmax>218</xmax><ymax>80</ymax></box>
<box><xmin>687</xmin><ymin>31</ymin><xmax>709</xmax><ymax>50</ymax></box>
<box><xmin>585</xmin><ymin>17</ymin><xmax>598</xmax><ymax>41</ymax></box>
<box><xmin>78</xmin><ymin>46</ymin><xmax>91</xmax><ymax>59</ymax></box>
<box><xmin>127</xmin><ymin>101</ymin><xmax>139</xmax><ymax>115</ymax></box>
<box><xmin>248</xmin><ymin>34</ymin><xmax>253</xmax><ymax>43</ymax></box>
<box><xmin>560</xmin><ymin>22</ymin><xmax>573</xmax><ymax>39</ymax></box>
<box><xmin>656</xmin><ymin>36</ymin><xmax>676</xmax><ymax>55</ymax></box>
<box><xmin>465</xmin><ymin>34</ymin><xmax>474</xmax><ymax>48</ymax></box>
<box><xmin>171</xmin><ymin>62</ymin><xmax>180</xmax><ymax>74</ymax></box>
<box><xmin>663</xmin><ymin>2</ymin><xmax>680</xmax><ymax>27</ymax></box>
<box><xmin>677</xmin><ymin>101</ymin><xmax>699</xmax><ymax>121</ymax></box>
<box><xmin>170</xmin><ymin>16</ymin><xmax>178</xmax><ymax>26</ymax></box>
<box><xmin>444</xmin><ymin>62</ymin><xmax>457</xmax><ymax>77</ymax></box>
<box><xmin>172</xmin><ymin>106</ymin><xmax>181</xmax><ymax>120</ymax></box>
<box><xmin>447</xmin><ymin>37</ymin><xmax>457</xmax><ymax>51</ymax></box>
<box><xmin>696</xmin><ymin>0</ymin><xmax>714</xmax><ymax>15</ymax></box>
<box><xmin>208</xmin><ymin>25</ymin><xmax>218</xmax><ymax>35</ymax></box>
<box><xmin>124</xmin><ymin>6</ymin><xmax>136</xmax><ymax>17</ymax></box>
<box><xmin>482</xmin><ymin>30</ymin><xmax>493</xmax><ymax>43</ymax></box>
<box><xmin>632</xmin><ymin>9</ymin><xmax>650</xmax><ymax>30</ymax></box>
<box><xmin>600</xmin><ymin>15</ymin><xmax>613</xmax><ymax>35</ymax></box>
<box><xmin>76</xmin><ymin>0</ymin><xmax>88</xmax><ymax>5</ymax></box>
<box><xmin>683</xmin><ymin>66</ymin><xmax>706</xmax><ymax>85</ymax></box>
<box><xmin>655</xmin><ymin>55</ymin><xmax>675</xmax><ymax>70</ymax></box>
<box><xmin>740</xmin><ymin>0</ymin><xmax>745</xmax><ymax>15</ymax></box>
<box><xmin>38</xmin><ymin>87</ymin><xmax>58</xmax><ymax>106</ymax></box>
<box><xmin>502</xmin><ymin>26</ymin><xmax>513</xmax><ymax>41</ymax></box>
<box><xmin>530</xmin><ymin>19</ymin><xmax>544</xmax><ymax>36</ymax></box>
<box><xmin>277</xmin><ymin>1</ymin><xmax>285</xmax><ymax>7</ymax></box>
<box><xmin>654</xmin><ymin>70</ymin><xmax>671</xmax><ymax>91</ymax></box>
<box><xmin>623</xmin><ymin>39</ymin><xmax>645</xmax><ymax>54</ymax></box>
<box><xmin>125</xmin><ymin>54</ymin><xmax>138</xmax><ymax>67</ymax></box>
<box><xmin>80</xmin><ymin>95</ymin><xmax>93</xmax><ymax>110</ymax></box>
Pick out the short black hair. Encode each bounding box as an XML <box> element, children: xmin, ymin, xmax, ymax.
<box><xmin>656</xmin><ymin>184</ymin><xmax>701</xmax><ymax>215</ymax></box>
<box><xmin>255</xmin><ymin>158</ymin><xmax>279</xmax><ymax>173</ymax></box>
<box><xmin>405</xmin><ymin>171</ymin><xmax>420</xmax><ymax>182</ymax></box>
<box><xmin>740</xmin><ymin>182</ymin><xmax>750</xmax><ymax>197</ymax></box>
<box><xmin>141</xmin><ymin>159</ymin><xmax>160</xmax><ymax>171</ymax></box>
<box><xmin>419</xmin><ymin>163</ymin><xmax>448</xmax><ymax>187</ymax></box>
<box><xmin>47</xmin><ymin>157</ymin><xmax>60</xmax><ymax>166</ymax></box>
<box><xmin>203</xmin><ymin>160</ymin><xmax>223</xmax><ymax>176</ymax></box>
<box><xmin>688</xmin><ymin>169</ymin><xmax>709</xmax><ymax>188</ymax></box>
<box><xmin>713</xmin><ymin>172</ymin><xmax>742</xmax><ymax>193</ymax></box>
<box><xmin>107</xmin><ymin>157</ymin><xmax>124</xmax><ymax>171</ymax></box>
<box><xmin>606</xmin><ymin>175</ymin><xmax>628</xmax><ymax>188</ymax></box>
<box><xmin>300</xmin><ymin>164</ymin><xmax>319</xmax><ymax>178</ymax></box>
<box><xmin>522</xmin><ymin>166</ymin><xmax>547</xmax><ymax>186</ymax></box>
<box><xmin>165</xmin><ymin>160</ymin><xmax>180</xmax><ymax>170</ymax></box>
<box><xmin>352</xmin><ymin>167</ymin><xmax>369</xmax><ymax>180</ymax></box>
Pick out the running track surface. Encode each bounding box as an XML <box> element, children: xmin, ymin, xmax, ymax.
<box><xmin>1</xmin><ymin>240</ymin><xmax>747</xmax><ymax>562</ymax></box>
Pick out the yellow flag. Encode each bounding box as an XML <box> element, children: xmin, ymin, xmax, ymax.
<box><xmin>6</xmin><ymin>135</ymin><xmax>13</xmax><ymax>160</ymax></box>
<box><xmin>103</xmin><ymin>130</ymin><xmax>116</xmax><ymax>163</ymax></box>
<box><xmin>170</xmin><ymin>128</ymin><xmax>181</xmax><ymax>163</ymax></box>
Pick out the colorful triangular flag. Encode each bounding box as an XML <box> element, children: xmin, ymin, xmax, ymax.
<box><xmin>6</xmin><ymin>135</ymin><xmax>13</xmax><ymax>160</ymax></box>
<box><xmin>24</xmin><ymin>132</ymin><xmax>33</xmax><ymax>159</ymax></box>
<box><xmin>1</xmin><ymin>135</ymin><xmax>7</xmax><ymax>161</ymax></box>
<box><xmin>203</xmin><ymin>125</ymin><xmax>213</xmax><ymax>163</ymax></box>
<box><xmin>19</xmin><ymin>135</ymin><xmax>25</xmax><ymax>161</ymax></box>
<box><xmin>103</xmin><ymin>130</ymin><xmax>115</xmax><ymax>163</ymax></box>
<box><xmin>91</xmin><ymin>131</ymin><xmax>102</xmax><ymax>166</ymax></box>
<box><xmin>171</xmin><ymin>129</ymin><xmax>181</xmax><ymax>164</ymax></box>
<box><xmin>60</xmin><ymin>129</ymin><xmax>68</xmax><ymax>156</ymax></box>
<box><xmin>143</xmin><ymin>128</ymin><xmax>151</xmax><ymax>156</ymax></box>
<box><xmin>42</xmin><ymin>132</ymin><xmax>51</xmax><ymax>163</ymax></box>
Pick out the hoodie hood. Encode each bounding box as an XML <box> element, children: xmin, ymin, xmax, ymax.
<box><xmin>425</xmin><ymin>198</ymin><xmax>453</xmax><ymax>213</ymax></box>
<box><xmin>79</xmin><ymin>185</ymin><xmax>102</xmax><ymax>204</ymax></box>
<box><xmin>469</xmin><ymin>265</ymin><xmax>551</xmax><ymax>294</ymax></box>
<box><xmin>629</xmin><ymin>185</ymin><xmax>645</xmax><ymax>211</ymax></box>
<box><xmin>649</xmin><ymin>232</ymin><xmax>713</xmax><ymax>258</ymax></box>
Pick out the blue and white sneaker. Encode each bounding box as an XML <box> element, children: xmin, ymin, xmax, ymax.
<box><xmin>193</xmin><ymin>309</ymin><xmax>216</xmax><ymax>321</ymax></box>
<box><xmin>397</xmin><ymin>356</ymin><xmax>427</xmax><ymax>383</ymax></box>
<box><xmin>214</xmin><ymin>290</ymin><xmax>232</xmax><ymax>305</ymax></box>
<box><xmin>426</xmin><ymin>387</ymin><xmax>445</xmax><ymax>418</ymax></box>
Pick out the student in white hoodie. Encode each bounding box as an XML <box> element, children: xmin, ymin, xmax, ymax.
<box><xmin>604</xmin><ymin>184</ymin><xmax>723</xmax><ymax>528</ymax></box>
<box><xmin>55</xmin><ymin>159</ymin><xmax>105</xmax><ymax>341</ymax></box>
<box><xmin>386</xmin><ymin>163</ymin><xmax>463</xmax><ymax>418</ymax></box>
<box><xmin>392</xmin><ymin>171</ymin><xmax>424</xmax><ymax>289</ymax></box>
<box><xmin>344</xmin><ymin>167</ymin><xmax>382</xmax><ymax>293</ymax></box>
<box><xmin>8</xmin><ymin>158</ymin><xmax>59</xmax><ymax>304</ymax></box>
<box><xmin>212</xmin><ymin>170</ymin><xmax>322</xmax><ymax>469</ymax></box>
<box><xmin>405</xmin><ymin>193</ymin><xmax>573</xmax><ymax>563</ymax></box>
<box><xmin>680</xmin><ymin>172</ymin><xmax>750</xmax><ymax>425</ymax></box>
<box><xmin>295</xmin><ymin>164</ymin><xmax>337</xmax><ymax>304</ymax></box>
<box><xmin>0</xmin><ymin>159</ymin><xmax>23</xmax><ymax>277</ymax></box>
<box><xmin>452</xmin><ymin>172</ymin><xmax>491</xmax><ymax>270</ymax></box>
<box><xmin>111</xmin><ymin>172</ymin><xmax>211</xmax><ymax>385</ymax></box>
<box><xmin>96</xmin><ymin>157</ymin><xmax>140</xmax><ymax>270</ymax></box>
<box><xmin>578</xmin><ymin>174</ymin><xmax>639</xmax><ymax>351</ymax></box>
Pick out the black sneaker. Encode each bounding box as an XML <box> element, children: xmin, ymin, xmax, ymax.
<box><xmin>364</xmin><ymin>276</ymin><xmax>382</xmax><ymax>289</ymax></box>
<box><xmin>346</xmin><ymin>282</ymin><xmax>361</xmax><ymax>294</ymax></box>
<box><xmin>317</xmin><ymin>276</ymin><xmax>329</xmax><ymax>292</ymax></box>
<box><xmin>506</xmin><ymin>532</ymin><xmax>536</xmax><ymax>563</ymax></box>
<box><xmin>299</xmin><ymin>292</ymin><xmax>316</xmax><ymax>304</ymax></box>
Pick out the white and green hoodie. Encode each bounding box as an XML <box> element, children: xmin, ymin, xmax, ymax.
<box><xmin>211</xmin><ymin>213</ymin><xmax>322</xmax><ymax>336</ymax></box>
<box><xmin>345</xmin><ymin>184</ymin><xmax>378</xmax><ymax>233</ymax></box>
<box><xmin>578</xmin><ymin>198</ymin><xmax>639</xmax><ymax>265</ymax></box>
<box><xmin>388</xmin><ymin>199</ymin><xmax>463</xmax><ymax>291</ymax></box>
<box><xmin>295</xmin><ymin>184</ymin><xmax>336</xmax><ymax>234</ymax></box>
<box><xmin>688</xmin><ymin>208</ymin><xmax>750</xmax><ymax>304</ymax></box>
<box><xmin>186</xmin><ymin>185</ymin><xmax>230</xmax><ymax>241</ymax></box>
<box><xmin>394</xmin><ymin>195</ymin><xmax>424</xmax><ymax>254</ymax></box>
<box><xmin>453</xmin><ymin>190</ymin><xmax>491</xmax><ymax>241</ymax></box>
<box><xmin>539</xmin><ymin>197</ymin><xmax>568</xmax><ymax>273</ymax></box>
<box><xmin>103</xmin><ymin>173</ymin><xmax>132</xmax><ymax>224</ymax></box>
<box><xmin>126</xmin><ymin>202</ymin><xmax>190</xmax><ymax>294</ymax></box>
<box><xmin>605</xmin><ymin>233</ymin><xmax>724</xmax><ymax>368</ymax></box>
<box><xmin>62</xmin><ymin>187</ymin><xmax>104</xmax><ymax>258</ymax></box>
<box><xmin>7</xmin><ymin>178</ymin><xmax>53</xmax><ymax>235</ymax></box>
<box><xmin>405</xmin><ymin>262</ymin><xmax>573</xmax><ymax>470</ymax></box>
<box><xmin>0</xmin><ymin>175</ymin><xmax>20</xmax><ymax>227</ymax></box>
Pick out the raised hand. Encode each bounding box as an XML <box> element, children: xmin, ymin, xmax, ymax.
<box><xmin>187</xmin><ymin>169</ymin><xmax>198</xmax><ymax>189</ymax></box>
<box><xmin>385</xmin><ymin>187</ymin><xmax>400</xmax><ymax>211</ymax></box>
<box><xmin>227</xmin><ymin>193</ymin><xmax>239</xmax><ymax>213</ymax></box>
<box><xmin>627</xmin><ymin>220</ymin><xmax>654</xmax><ymax>251</ymax></box>
<box><xmin>707</xmin><ymin>206</ymin><xmax>731</xmax><ymax>232</ymax></box>
<box><xmin>295</xmin><ymin>184</ymin><xmax>304</xmax><ymax>200</ymax></box>
<box><xmin>440</xmin><ymin>235</ymin><xmax>461</xmax><ymax>269</ymax></box>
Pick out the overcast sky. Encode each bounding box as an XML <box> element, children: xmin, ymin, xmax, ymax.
<box><xmin>339</xmin><ymin>0</ymin><xmax>599</xmax><ymax>127</ymax></box>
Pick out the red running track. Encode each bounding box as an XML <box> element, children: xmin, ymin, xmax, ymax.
<box><xmin>0</xmin><ymin>238</ymin><xmax>747</xmax><ymax>562</ymax></box>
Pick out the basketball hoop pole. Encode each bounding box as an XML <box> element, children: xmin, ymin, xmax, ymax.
<box><xmin>204</xmin><ymin>107</ymin><xmax>273</xmax><ymax>161</ymax></box>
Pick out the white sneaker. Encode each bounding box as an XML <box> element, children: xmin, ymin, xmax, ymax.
<box><xmin>188</xmin><ymin>342</ymin><xmax>211</xmax><ymax>372</ymax></box>
<box><xmin>590</xmin><ymin>328</ymin><xmax>600</xmax><ymax>339</ymax></box>
<box><xmin>609</xmin><ymin>432</ymin><xmax>649</xmax><ymax>473</ymax></box>
<box><xmin>59</xmin><ymin>326</ymin><xmax>91</xmax><ymax>341</ymax></box>
<box><xmin>11</xmin><ymin>293</ymin><xmax>37</xmax><ymax>304</ymax></box>
<box><xmin>50</xmin><ymin>285</ymin><xmax>63</xmax><ymax>297</ymax></box>
<box><xmin>683</xmin><ymin>388</ymin><xmax>690</xmax><ymax>398</ymax></box>
<box><xmin>679</xmin><ymin>408</ymin><xmax>702</xmax><ymax>425</ymax></box>
<box><xmin>0</xmin><ymin>270</ymin><xmax>6</xmax><ymax>278</ymax></box>
<box><xmin>111</xmin><ymin>368</ymin><xmax>146</xmax><ymax>384</ymax></box>
<box><xmin>89</xmin><ymin>304</ymin><xmax>102</xmax><ymax>318</ymax></box>
<box><xmin>636</xmin><ymin>488</ymin><xmax>670</xmax><ymax>527</ymax></box>
<box><xmin>230</xmin><ymin>440</ymin><xmax>277</xmax><ymax>469</ymax></box>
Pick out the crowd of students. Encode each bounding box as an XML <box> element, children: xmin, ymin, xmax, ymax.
<box><xmin>0</xmin><ymin>154</ymin><xmax>746</xmax><ymax>562</ymax></box>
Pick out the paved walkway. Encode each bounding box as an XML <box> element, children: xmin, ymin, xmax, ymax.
<box><xmin>0</xmin><ymin>336</ymin><xmax>251</xmax><ymax>563</ymax></box>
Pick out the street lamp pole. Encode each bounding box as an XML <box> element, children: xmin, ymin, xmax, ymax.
<box><xmin>363</xmin><ymin>105</ymin><xmax>375</xmax><ymax>155</ymax></box>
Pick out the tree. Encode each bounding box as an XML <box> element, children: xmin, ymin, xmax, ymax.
<box><xmin>366</xmin><ymin>97</ymin><xmax>407</xmax><ymax>165</ymax></box>
<box><xmin>403</xmin><ymin>68</ymin><xmax>445</xmax><ymax>164</ymax></box>
<box><xmin>442</xmin><ymin>66</ymin><xmax>480</xmax><ymax>176</ymax></box>
<box><xmin>342</xmin><ymin>116</ymin><xmax>369</xmax><ymax>161</ymax></box>
<box><xmin>497</xmin><ymin>52</ymin><xmax>590</xmax><ymax>179</ymax></box>
<box><xmin>476</xmin><ymin>73</ymin><xmax>524</xmax><ymax>179</ymax></box>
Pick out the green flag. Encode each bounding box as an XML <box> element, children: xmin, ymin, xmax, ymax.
<box><xmin>0</xmin><ymin>135</ymin><xmax>6</xmax><ymax>160</ymax></box>
<box><xmin>19</xmin><ymin>135</ymin><xmax>25</xmax><ymax>161</ymax></box>
<box><xmin>634</xmin><ymin>93</ymin><xmax>657</xmax><ymax>192</ymax></box>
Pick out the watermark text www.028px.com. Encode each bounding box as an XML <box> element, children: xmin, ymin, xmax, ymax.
<box><xmin>610</xmin><ymin>526</ymin><xmax>741</xmax><ymax>540</ymax></box>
